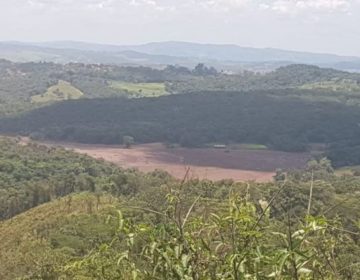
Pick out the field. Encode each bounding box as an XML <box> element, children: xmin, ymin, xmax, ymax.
<box><xmin>300</xmin><ymin>79</ymin><xmax>360</xmax><ymax>92</ymax></box>
<box><xmin>334</xmin><ymin>165</ymin><xmax>360</xmax><ymax>176</ymax></box>
<box><xmin>30</xmin><ymin>141</ymin><xmax>311</xmax><ymax>182</ymax></box>
<box><xmin>31</xmin><ymin>80</ymin><xmax>84</xmax><ymax>103</ymax></box>
<box><xmin>231</xmin><ymin>143</ymin><xmax>268</xmax><ymax>150</ymax></box>
<box><xmin>110</xmin><ymin>81</ymin><xmax>168</xmax><ymax>97</ymax></box>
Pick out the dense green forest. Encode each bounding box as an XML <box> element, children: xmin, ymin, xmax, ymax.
<box><xmin>0</xmin><ymin>138</ymin><xmax>359</xmax><ymax>279</ymax></box>
<box><xmin>2</xmin><ymin>90</ymin><xmax>360</xmax><ymax>166</ymax></box>
<box><xmin>0</xmin><ymin>137</ymin><xmax>172</xmax><ymax>220</ymax></box>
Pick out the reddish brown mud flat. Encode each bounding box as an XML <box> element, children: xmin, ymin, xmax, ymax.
<box><xmin>25</xmin><ymin>140</ymin><xmax>310</xmax><ymax>182</ymax></box>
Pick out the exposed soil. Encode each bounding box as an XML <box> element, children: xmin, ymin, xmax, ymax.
<box><xmin>28</xmin><ymin>140</ymin><xmax>311</xmax><ymax>182</ymax></box>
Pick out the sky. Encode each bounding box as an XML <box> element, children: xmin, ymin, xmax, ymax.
<box><xmin>0</xmin><ymin>0</ymin><xmax>360</xmax><ymax>56</ymax></box>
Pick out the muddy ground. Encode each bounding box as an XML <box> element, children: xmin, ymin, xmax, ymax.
<box><xmin>31</xmin><ymin>141</ymin><xmax>310</xmax><ymax>182</ymax></box>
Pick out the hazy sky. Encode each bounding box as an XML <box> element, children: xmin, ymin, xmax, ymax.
<box><xmin>1</xmin><ymin>0</ymin><xmax>360</xmax><ymax>56</ymax></box>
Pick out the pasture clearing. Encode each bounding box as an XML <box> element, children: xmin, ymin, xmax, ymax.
<box><xmin>205</xmin><ymin>143</ymin><xmax>268</xmax><ymax>150</ymax></box>
<box><xmin>231</xmin><ymin>143</ymin><xmax>268</xmax><ymax>150</ymax></box>
<box><xmin>334</xmin><ymin>165</ymin><xmax>360</xmax><ymax>176</ymax></box>
<box><xmin>300</xmin><ymin>79</ymin><xmax>360</xmax><ymax>92</ymax></box>
<box><xmin>110</xmin><ymin>81</ymin><xmax>168</xmax><ymax>97</ymax></box>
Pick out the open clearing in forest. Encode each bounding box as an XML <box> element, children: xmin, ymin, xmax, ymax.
<box><xmin>31</xmin><ymin>80</ymin><xmax>84</xmax><ymax>103</ymax></box>
<box><xmin>110</xmin><ymin>82</ymin><xmax>168</xmax><ymax>97</ymax></box>
<box><xmin>34</xmin><ymin>141</ymin><xmax>311</xmax><ymax>182</ymax></box>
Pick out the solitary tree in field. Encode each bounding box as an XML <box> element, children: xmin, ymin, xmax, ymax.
<box><xmin>123</xmin><ymin>136</ymin><xmax>134</xmax><ymax>149</ymax></box>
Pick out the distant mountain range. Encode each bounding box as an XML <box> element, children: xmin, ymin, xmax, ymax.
<box><xmin>1</xmin><ymin>41</ymin><xmax>360</xmax><ymax>72</ymax></box>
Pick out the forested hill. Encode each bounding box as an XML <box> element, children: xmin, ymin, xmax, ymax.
<box><xmin>170</xmin><ymin>64</ymin><xmax>360</xmax><ymax>93</ymax></box>
<box><xmin>1</xmin><ymin>59</ymin><xmax>360</xmax><ymax>116</ymax></box>
<box><xmin>2</xmin><ymin>90</ymin><xmax>360</xmax><ymax>166</ymax></box>
<box><xmin>0</xmin><ymin>136</ymin><xmax>179</xmax><ymax>221</ymax></box>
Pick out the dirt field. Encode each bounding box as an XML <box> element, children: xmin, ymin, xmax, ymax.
<box><xmin>33</xmin><ymin>141</ymin><xmax>311</xmax><ymax>182</ymax></box>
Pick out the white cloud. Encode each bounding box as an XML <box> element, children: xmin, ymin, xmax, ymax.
<box><xmin>296</xmin><ymin>0</ymin><xmax>350</xmax><ymax>10</ymax></box>
<box><xmin>20</xmin><ymin>0</ymin><xmax>355</xmax><ymax>14</ymax></box>
<box><xmin>204</xmin><ymin>0</ymin><xmax>250</xmax><ymax>8</ymax></box>
<box><xmin>267</xmin><ymin>0</ymin><xmax>352</xmax><ymax>15</ymax></box>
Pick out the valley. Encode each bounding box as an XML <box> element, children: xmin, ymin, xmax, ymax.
<box><xmin>0</xmin><ymin>56</ymin><xmax>360</xmax><ymax>279</ymax></box>
<box><xmin>1</xmin><ymin>1</ymin><xmax>360</xmax><ymax>278</ymax></box>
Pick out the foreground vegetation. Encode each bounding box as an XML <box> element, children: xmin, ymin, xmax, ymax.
<box><xmin>0</xmin><ymin>137</ymin><xmax>167</xmax><ymax>220</ymax></box>
<box><xmin>0</xmin><ymin>138</ymin><xmax>359</xmax><ymax>279</ymax></box>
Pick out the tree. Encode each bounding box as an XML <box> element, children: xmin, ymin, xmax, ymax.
<box><xmin>122</xmin><ymin>136</ymin><xmax>134</xmax><ymax>148</ymax></box>
<box><xmin>192</xmin><ymin>63</ymin><xmax>218</xmax><ymax>76</ymax></box>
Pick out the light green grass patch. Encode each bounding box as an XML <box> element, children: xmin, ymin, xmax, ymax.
<box><xmin>300</xmin><ymin>79</ymin><xmax>360</xmax><ymax>92</ymax></box>
<box><xmin>31</xmin><ymin>80</ymin><xmax>84</xmax><ymax>103</ymax></box>
<box><xmin>110</xmin><ymin>81</ymin><xmax>168</xmax><ymax>98</ymax></box>
<box><xmin>236</xmin><ymin>143</ymin><xmax>268</xmax><ymax>150</ymax></box>
<box><xmin>205</xmin><ymin>143</ymin><xmax>268</xmax><ymax>150</ymax></box>
<box><xmin>230</xmin><ymin>143</ymin><xmax>268</xmax><ymax>150</ymax></box>
<box><xmin>335</xmin><ymin>165</ymin><xmax>360</xmax><ymax>176</ymax></box>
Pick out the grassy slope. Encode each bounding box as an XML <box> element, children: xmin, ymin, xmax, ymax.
<box><xmin>0</xmin><ymin>192</ymin><xmax>117</xmax><ymax>280</ymax></box>
<box><xmin>110</xmin><ymin>81</ymin><xmax>168</xmax><ymax>97</ymax></box>
<box><xmin>31</xmin><ymin>80</ymin><xmax>84</xmax><ymax>103</ymax></box>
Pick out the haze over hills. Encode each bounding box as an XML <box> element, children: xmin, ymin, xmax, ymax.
<box><xmin>2</xmin><ymin>41</ymin><xmax>360</xmax><ymax>72</ymax></box>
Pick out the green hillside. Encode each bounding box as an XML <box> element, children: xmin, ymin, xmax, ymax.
<box><xmin>2</xmin><ymin>60</ymin><xmax>360</xmax><ymax>117</ymax></box>
<box><xmin>0</xmin><ymin>193</ymin><xmax>116</xmax><ymax>279</ymax></box>
<box><xmin>31</xmin><ymin>80</ymin><xmax>84</xmax><ymax>103</ymax></box>
<box><xmin>0</xmin><ymin>60</ymin><xmax>179</xmax><ymax>115</ymax></box>
<box><xmin>0</xmin><ymin>138</ymin><xmax>359</xmax><ymax>279</ymax></box>
<box><xmin>0</xmin><ymin>169</ymin><xmax>359</xmax><ymax>279</ymax></box>
<box><xmin>300</xmin><ymin>78</ymin><xmax>360</xmax><ymax>91</ymax></box>
<box><xmin>0</xmin><ymin>136</ymin><xmax>168</xmax><ymax>220</ymax></box>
